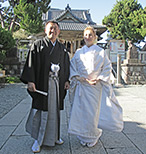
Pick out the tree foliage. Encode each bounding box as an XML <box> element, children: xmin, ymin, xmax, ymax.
<box><xmin>13</xmin><ymin>28</ymin><xmax>30</xmax><ymax>40</ymax></box>
<box><xmin>0</xmin><ymin>25</ymin><xmax>15</xmax><ymax>62</ymax></box>
<box><xmin>0</xmin><ymin>25</ymin><xmax>15</xmax><ymax>51</ymax></box>
<box><xmin>102</xmin><ymin>0</ymin><xmax>146</xmax><ymax>43</ymax></box>
<box><xmin>0</xmin><ymin>0</ymin><xmax>20</xmax><ymax>32</ymax></box>
<box><xmin>14</xmin><ymin>0</ymin><xmax>42</xmax><ymax>34</ymax></box>
<box><xmin>14</xmin><ymin>0</ymin><xmax>51</xmax><ymax>34</ymax></box>
<box><xmin>0</xmin><ymin>0</ymin><xmax>51</xmax><ymax>33</ymax></box>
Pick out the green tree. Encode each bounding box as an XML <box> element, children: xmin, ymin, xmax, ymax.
<box><xmin>140</xmin><ymin>6</ymin><xmax>146</xmax><ymax>39</ymax></box>
<box><xmin>14</xmin><ymin>0</ymin><xmax>42</xmax><ymax>34</ymax></box>
<box><xmin>0</xmin><ymin>0</ymin><xmax>20</xmax><ymax>32</ymax></box>
<box><xmin>0</xmin><ymin>25</ymin><xmax>15</xmax><ymax>62</ymax></box>
<box><xmin>102</xmin><ymin>0</ymin><xmax>146</xmax><ymax>44</ymax></box>
<box><xmin>14</xmin><ymin>0</ymin><xmax>51</xmax><ymax>34</ymax></box>
<box><xmin>0</xmin><ymin>0</ymin><xmax>51</xmax><ymax>62</ymax></box>
<box><xmin>0</xmin><ymin>0</ymin><xmax>51</xmax><ymax>33</ymax></box>
<box><xmin>0</xmin><ymin>25</ymin><xmax>15</xmax><ymax>51</ymax></box>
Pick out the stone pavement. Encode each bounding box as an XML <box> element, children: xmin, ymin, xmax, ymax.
<box><xmin>0</xmin><ymin>83</ymin><xmax>146</xmax><ymax>154</ymax></box>
<box><xmin>0</xmin><ymin>84</ymin><xmax>28</xmax><ymax>119</ymax></box>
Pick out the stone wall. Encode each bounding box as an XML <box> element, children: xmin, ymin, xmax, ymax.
<box><xmin>2</xmin><ymin>47</ymin><xmax>21</xmax><ymax>76</ymax></box>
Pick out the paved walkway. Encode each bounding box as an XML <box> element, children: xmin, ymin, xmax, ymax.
<box><xmin>0</xmin><ymin>83</ymin><xmax>146</xmax><ymax>154</ymax></box>
<box><xmin>0</xmin><ymin>83</ymin><xmax>28</xmax><ymax>119</ymax></box>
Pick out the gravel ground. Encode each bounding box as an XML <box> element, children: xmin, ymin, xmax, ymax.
<box><xmin>0</xmin><ymin>83</ymin><xmax>28</xmax><ymax>119</ymax></box>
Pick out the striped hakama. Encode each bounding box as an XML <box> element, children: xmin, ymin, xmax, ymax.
<box><xmin>25</xmin><ymin>72</ymin><xmax>60</xmax><ymax>146</ymax></box>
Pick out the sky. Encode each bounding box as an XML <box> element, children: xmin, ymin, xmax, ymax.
<box><xmin>50</xmin><ymin>0</ymin><xmax>146</xmax><ymax>24</ymax></box>
<box><xmin>49</xmin><ymin>0</ymin><xmax>146</xmax><ymax>42</ymax></box>
<box><xmin>1</xmin><ymin>0</ymin><xmax>146</xmax><ymax>43</ymax></box>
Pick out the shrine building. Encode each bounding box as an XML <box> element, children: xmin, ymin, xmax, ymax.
<box><xmin>42</xmin><ymin>4</ymin><xmax>107</xmax><ymax>57</ymax></box>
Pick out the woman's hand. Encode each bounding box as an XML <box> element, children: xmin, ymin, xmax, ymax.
<box><xmin>86</xmin><ymin>79</ymin><xmax>99</xmax><ymax>85</ymax></box>
<box><xmin>76</xmin><ymin>76</ymin><xmax>86</xmax><ymax>82</ymax></box>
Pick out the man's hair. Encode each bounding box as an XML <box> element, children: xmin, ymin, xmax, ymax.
<box><xmin>45</xmin><ymin>20</ymin><xmax>60</xmax><ymax>28</ymax></box>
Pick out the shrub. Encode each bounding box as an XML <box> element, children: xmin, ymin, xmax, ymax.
<box><xmin>6</xmin><ymin>76</ymin><xmax>21</xmax><ymax>83</ymax></box>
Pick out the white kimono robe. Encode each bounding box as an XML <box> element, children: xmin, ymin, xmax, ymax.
<box><xmin>68</xmin><ymin>45</ymin><xmax>123</xmax><ymax>142</ymax></box>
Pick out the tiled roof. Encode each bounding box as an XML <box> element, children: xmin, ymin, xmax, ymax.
<box><xmin>48</xmin><ymin>8</ymin><xmax>64</xmax><ymax>21</ymax></box>
<box><xmin>47</xmin><ymin>6</ymin><xmax>95</xmax><ymax>25</ymax></box>
<box><xmin>71</xmin><ymin>10</ymin><xmax>95</xmax><ymax>24</ymax></box>
<box><xmin>53</xmin><ymin>10</ymin><xmax>84</xmax><ymax>23</ymax></box>
<box><xmin>58</xmin><ymin>22</ymin><xmax>106</xmax><ymax>31</ymax></box>
<box><xmin>44</xmin><ymin>5</ymin><xmax>107</xmax><ymax>34</ymax></box>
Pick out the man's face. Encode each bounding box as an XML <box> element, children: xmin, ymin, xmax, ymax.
<box><xmin>45</xmin><ymin>22</ymin><xmax>60</xmax><ymax>42</ymax></box>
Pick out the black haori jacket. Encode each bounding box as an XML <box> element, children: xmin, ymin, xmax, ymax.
<box><xmin>20</xmin><ymin>36</ymin><xmax>70</xmax><ymax>111</ymax></box>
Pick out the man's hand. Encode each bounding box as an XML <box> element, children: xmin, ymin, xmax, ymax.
<box><xmin>28</xmin><ymin>82</ymin><xmax>36</xmax><ymax>92</ymax></box>
<box><xmin>64</xmin><ymin>81</ymin><xmax>70</xmax><ymax>90</ymax></box>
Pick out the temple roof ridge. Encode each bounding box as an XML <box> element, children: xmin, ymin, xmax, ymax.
<box><xmin>49</xmin><ymin>5</ymin><xmax>95</xmax><ymax>24</ymax></box>
<box><xmin>53</xmin><ymin>8</ymin><xmax>84</xmax><ymax>23</ymax></box>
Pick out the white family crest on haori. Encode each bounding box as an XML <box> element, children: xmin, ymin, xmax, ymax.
<box><xmin>51</xmin><ymin>63</ymin><xmax>60</xmax><ymax>76</ymax></box>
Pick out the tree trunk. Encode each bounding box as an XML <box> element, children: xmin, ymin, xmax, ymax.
<box><xmin>0</xmin><ymin>11</ymin><xmax>5</xmax><ymax>28</ymax></box>
<box><xmin>9</xmin><ymin>15</ymin><xmax>17</xmax><ymax>32</ymax></box>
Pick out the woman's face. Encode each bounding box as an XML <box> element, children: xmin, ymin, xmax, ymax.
<box><xmin>83</xmin><ymin>29</ymin><xmax>96</xmax><ymax>47</ymax></box>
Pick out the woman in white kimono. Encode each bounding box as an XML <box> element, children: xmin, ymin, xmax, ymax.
<box><xmin>68</xmin><ymin>26</ymin><xmax>123</xmax><ymax>148</ymax></box>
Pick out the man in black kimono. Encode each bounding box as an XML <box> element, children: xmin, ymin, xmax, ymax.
<box><xmin>20</xmin><ymin>21</ymin><xmax>70</xmax><ymax>153</ymax></box>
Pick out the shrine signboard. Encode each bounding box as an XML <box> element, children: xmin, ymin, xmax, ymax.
<box><xmin>109</xmin><ymin>40</ymin><xmax>125</xmax><ymax>63</ymax></box>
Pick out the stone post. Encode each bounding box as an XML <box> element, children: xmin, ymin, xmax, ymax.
<box><xmin>117</xmin><ymin>54</ymin><xmax>121</xmax><ymax>85</ymax></box>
